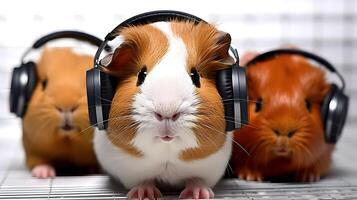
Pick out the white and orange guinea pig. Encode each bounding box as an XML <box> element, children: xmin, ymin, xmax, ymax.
<box><xmin>23</xmin><ymin>48</ymin><xmax>97</xmax><ymax>178</ymax></box>
<box><xmin>94</xmin><ymin>21</ymin><xmax>235</xmax><ymax>199</ymax></box>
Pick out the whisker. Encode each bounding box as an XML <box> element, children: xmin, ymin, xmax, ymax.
<box><xmin>226</xmin><ymin>163</ymin><xmax>235</xmax><ymax>177</ymax></box>
<box><xmin>198</xmin><ymin>114</ymin><xmax>258</xmax><ymax>129</ymax></box>
<box><xmin>79</xmin><ymin>115</ymin><xmax>134</xmax><ymax>134</ymax></box>
<box><xmin>213</xmin><ymin>98</ymin><xmax>264</xmax><ymax>104</ymax></box>
<box><xmin>200</xmin><ymin>123</ymin><xmax>250</xmax><ymax>156</ymax></box>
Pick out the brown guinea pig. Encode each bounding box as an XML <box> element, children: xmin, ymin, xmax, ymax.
<box><xmin>232</xmin><ymin>51</ymin><xmax>334</xmax><ymax>182</ymax></box>
<box><xmin>22</xmin><ymin>48</ymin><xmax>97</xmax><ymax>178</ymax></box>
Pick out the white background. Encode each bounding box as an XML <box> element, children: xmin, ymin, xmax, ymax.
<box><xmin>0</xmin><ymin>0</ymin><xmax>356</xmax><ymax>140</ymax></box>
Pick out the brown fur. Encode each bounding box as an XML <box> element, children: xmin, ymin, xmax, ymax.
<box><xmin>107</xmin><ymin>76</ymin><xmax>142</xmax><ymax>157</ymax></box>
<box><xmin>171</xmin><ymin>22</ymin><xmax>231</xmax><ymax>161</ymax></box>
<box><xmin>23</xmin><ymin>48</ymin><xmax>97</xmax><ymax>171</ymax></box>
<box><xmin>106</xmin><ymin>24</ymin><xmax>169</xmax><ymax>76</ymax></box>
<box><xmin>232</xmin><ymin>53</ymin><xmax>334</xmax><ymax>182</ymax></box>
<box><xmin>105</xmin><ymin>21</ymin><xmax>233</xmax><ymax>160</ymax></box>
<box><xmin>171</xmin><ymin>22</ymin><xmax>233</xmax><ymax>78</ymax></box>
<box><xmin>105</xmin><ymin>24</ymin><xmax>169</xmax><ymax>157</ymax></box>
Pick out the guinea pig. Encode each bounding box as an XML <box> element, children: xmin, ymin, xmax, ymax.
<box><xmin>232</xmin><ymin>51</ymin><xmax>334</xmax><ymax>182</ymax></box>
<box><xmin>94</xmin><ymin>21</ymin><xmax>235</xmax><ymax>199</ymax></box>
<box><xmin>23</xmin><ymin>48</ymin><xmax>97</xmax><ymax>178</ymax></box>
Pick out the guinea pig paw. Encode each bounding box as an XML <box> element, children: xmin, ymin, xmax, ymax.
<box><xmin>238</xmin><ymin>170</ymin><xmax>263</xmax><ymax>182</ymax></box>
<box><xmin>179</xmin><ymin>178</ymin><xmax>214</xmax><ymax>199</ymax></box>
<box><xmin>127</xmin><ymin>182</ymin><xmax>162</xmax><ymax>200</ymax></box>
<box><xmin>31</xmin><ymin>164</ymin><xmax>56</xmax><ymax>178</ymax></box>
<box><xmin>297</xmin><ymin>172</ymin><xmax>321</xmax><ymax>182</ymax></box>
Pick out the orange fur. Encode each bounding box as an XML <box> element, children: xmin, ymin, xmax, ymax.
<box><xmin>232</xmin><ymin>53</ymin><xmax>334</xmax><ymax>182</ymax></box>
<box><xmin>107</xmin><ymin>24</ymin><xmax>168</xmax><ymax>75</ymax></box>
<box><xmin>23</xmin><ymin>48</ymin><xmax>97</xmax><ymax>173</ymax></box>
<box><xmin>105</xmin><ymin>24</ymin><xmax>170</xmax><ymax>156</ymax></box>
<box><xmin>105</xmin><ymin>21</ymin><xmax>233</xmax><ymax>160</ymax></box>
<box><xmin>180</xmin><ymin>79</ymin><xmax>226</xmax><ymax>161</ymax></box>
<box><xmin>107</xmin><ymin>76</ymin><xmax>142</xmax><ymax>157</ymax></box>
<box><xmin>171</xmin><ymin>22</ymin><xmax>233</xmax><ymax>78</ymax></box>
<box><xmin>172</xmin><ymin>22</ymin><xmax>231</xmax><ymax>161</ymax></box>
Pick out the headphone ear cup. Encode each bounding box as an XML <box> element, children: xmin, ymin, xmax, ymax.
<box><xmin>9</xmin><ymin>62</ymin><xmax>37</xmax><ymax>117</ymax></box>
<box><xmin>86</xmin><ymin>68</ymin><xmax>117</xmax><ymax>130</ymax></box>
<box><xmin>216</xmin><ymin>65</ymin><xmax>248</xmax><ymax>131</ymax></box>
<box><xmin>321</xmin><ymin>84</ymin><xmax>349</xmax><ymax>143</ymax></box>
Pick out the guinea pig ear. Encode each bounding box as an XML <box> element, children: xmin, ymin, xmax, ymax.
<box><xmin>106</xmin><ymin>42</ymin><xmax>136</xmax><ymax>73</ymax></box>
<box><xmin>100</xmin><ymin>53</ymin><xmax>113</xmax><ymax>67</ymax></box>
<box><xmin>215</xmin><ymin>31</ymin><xmax>234</xmax><ymax>63</ymax></box>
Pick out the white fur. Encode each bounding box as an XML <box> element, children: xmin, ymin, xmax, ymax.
<box><xmin>94</xmin><ymin>22</ymin><xmax>232</xmax><ymax>189</ymax></box>
<box><xmin>94</xmin><ymin>130</ymin><xmax>232</xmax><ymax>188</ymax></box>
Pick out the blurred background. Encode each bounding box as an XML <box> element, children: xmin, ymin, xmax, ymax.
<box><xmin>0</xmin><ymin>0</ymin><xmax>356</xmax><ymax>198</ymax></box>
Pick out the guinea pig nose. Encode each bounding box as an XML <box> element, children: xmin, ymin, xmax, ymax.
<box><xmin>70</xmin><ymin>105</ymin><xmax>79</xmax><ymax>113</ymax></box>
<box><xmin>171</xmin><ymin>112</ymin><xmax>180</xmax><ymax>121</ymax></box>
<box><xmin>55</xmin><ymin>106</ymin><xmax>63</xmax><ymax>113</ymax></box>
<box><xmin>273</xmin><ymin>129</ymin><xmax>281</xmax><ymax>136</ymax></box>
<box><xmin>55</xmin><ymin>105</ymin><xmax>79</xmax><ymax>113</ymax></box>
<box><xmin>155</xmin><ymin>112</ymin><xmax>164</xmax><ymax>121</ymax></box>
<box><xmin>154</xmin><ymin>112</ymin><xmax>181</xmax><ymax>121</ymax></box>
<box><xmin>287</xmin><ymin>130</ymin><xmax>297</xmax><ymax>138</ymax></box>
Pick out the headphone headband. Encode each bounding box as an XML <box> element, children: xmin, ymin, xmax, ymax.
<box><xmin>105</xmin><ymin>10</ymin><xmax>205</xmax><ymax>41</ymax></box>
<box><xmin>94</xmin><ymin>10</ymin><xmax>239</xmax><ymax>66</ymax></box>
<box><xmin>32</xmin><ymin>31</ymin><xmax>112</xmax><ymax>50</ymax></box>
<box><xmin>22</xmin><ymin>30</ymin><xmax>111</xmax><ymax>64</ymax></box>
<box><xmin>246</xmin><ymin>48</ymin><xmax>346</xmax><ymax>90</ymax></box>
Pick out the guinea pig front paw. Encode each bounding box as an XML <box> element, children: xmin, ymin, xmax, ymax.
<box><xmin>127</xmin><ymin>181</ymin><xmax>162</xmax><ymax>200</ymax></box>
<box><xmin>179</xmin><ymin>178</ymin><xmax>214</xmax><ymax>199</ymax></box>
<box><xmin>296</xmin><ymin>171</ymin><xmax>321</xmax><ymax>182</ymax></box>
<box><xmin>31</xmin><ymin>164</ymin><xmax>56</xmax><ymax>178</ymax></box>
<box><xmin>238</xmin><ymin>169</ymin><xmax>263</xmax><ymax>182</ymax></box>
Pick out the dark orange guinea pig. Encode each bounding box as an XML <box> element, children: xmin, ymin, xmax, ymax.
<box><xmin>232</xmin><ymin>51</ymin><xmax>334</xmax><ymax>182</ymax></box>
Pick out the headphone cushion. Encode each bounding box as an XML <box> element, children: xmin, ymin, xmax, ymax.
<box><xmin>237</xmin><ymin>67</ymin><xmax>248</xmax><ymax>125</ymax></box>
<box><xmin>86</xmin><ymin>69</ymin><xmax>98</xmax><ymax>126</ymax></box>
<box><xmin>86</xmin><ymin>69</ymin><xmax>117</xmax><ymax>129</ymax></box>
<box><xmin>26</xmin><ymin>62</ymin><xmax>37</xmax><ymax>101</ymax></box>
<box><xmin>100</xmin><ymin>72</ymin><xmax>118</xmax><ymax>128</ymax></box>
<box><xmin>216</xmin><ymin>67</ymin><xmax>235</xmax><ymax>131</ymax></box>
<box><xmin>216</xmin><ymin>65</ymin><xmax>248</xmax><ymax>131</ymax></box>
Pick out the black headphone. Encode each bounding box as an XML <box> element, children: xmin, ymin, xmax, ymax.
<box><xmin>86</xmin><ymin>10</ymin><xmax>248</xmax><ymax>131</ymax></box>
<box><xmin>246</xmin><ymin>49</ymin><xmax>349</xmax><ymax>144</ymax></box>
<box><xmin>9</xmin><ymin>30</ymin><xmax>111</xmax><ymax>118</ymax></box>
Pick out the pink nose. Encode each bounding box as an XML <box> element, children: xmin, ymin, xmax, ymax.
<box><xmin>55</xmin><ymin>105</ymin><xmax>78</xmax><ymax>113</ymax></box>
<box><xmin>154</xmin><ymin>112</ymin><xmax>181</xmax><ymax>121</ymax></box>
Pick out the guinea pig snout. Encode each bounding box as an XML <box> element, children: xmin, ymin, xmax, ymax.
<box><xmin>272</xmin><ymin>128</ymin><xmax>297</xmax><ymax>138</ymax></box>
<box><xmin>56</xmin><ymin>106</ymin><xmax>78</xmax><ymax>131</ymax></box>
<box><xmin>154</xmin><ymin>111</ymin><xmax>181</xmax><ymax>121</ymax></box>
<box><xmin>55</xmin><ymin>105</ymin><xmax>79</xmax><ymax>113</ymax></box>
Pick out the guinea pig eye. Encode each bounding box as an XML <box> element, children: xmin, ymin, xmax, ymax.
<box><xmin>305</xmin><ymin>99</ymin><xmax>312</xmax><ymax>112</ymax></box>
<box><xmin>190</xmin><ymin>67</ymin><xmax>200</xmax><ymax>88</ymax></box>
<box><xmin>41</xmin><ymin>79</ymin><xmax>47</xmax><ymax>90</ymax></box>
<box><xmin>255</xmin><ymin>97</ymin><xmax>263</xmax><ymax>112</ymax></box>
<box><xmin>136</xmin><ymin>66</ymin><xmax>147</xmax><ymax>86</ymax></box>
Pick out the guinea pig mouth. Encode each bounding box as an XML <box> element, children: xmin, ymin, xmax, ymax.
<box><xmin>274</xmin><ymin>147</ymin><xmax>291</xmax><ymax>156</ymax></box>
<box><xmin>160</xmin><ymin>135</ymin><xmax>175</xmax><ymax>142</ymax></box>
<box><xmin>60</xmin><ymin>124</ymin><xmax>75</xmax><ymax>131</ymax></box>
